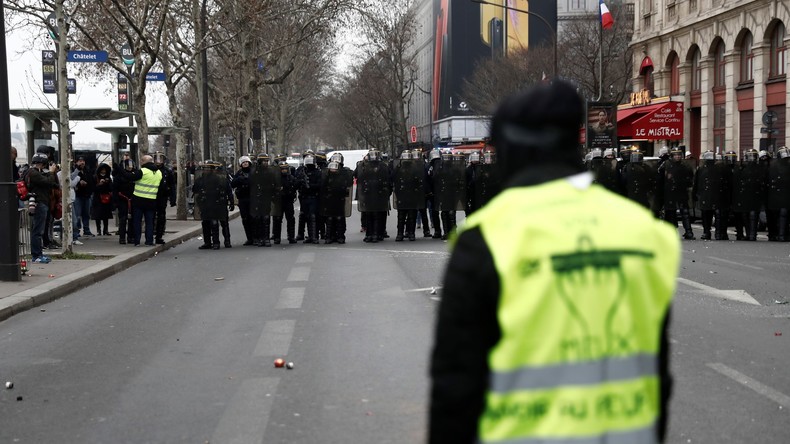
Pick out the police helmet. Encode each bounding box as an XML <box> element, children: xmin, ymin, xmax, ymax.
<box><xmin>328</xmin><ymin>161</ymin><xmax>340</xmax><ymax>172</ymax></box>
<box><xmin>590</xmin><ymin>148</ymin><xmax>602</xmax><ymax>159</ymax></box>
<box><xmin>400</xmin><ymin>150</ymin><xmax>411</xmax><ymax>160</ymax></box>
<box><xmin>303</xmin><ymin>153</ymin><xmax>315</xmax><ymax>166</ymax></box>
<box><xmin>202</xmin><ymin>159</ymin><xmax>221</xmax><ymax>169</ymax></box>
<box><xmin>670</xmin><ymin>147</ymin><xmax>684</xmax><ymax>161</ymax></box>
<box><xmin>759</xmin><ymin>150</ymin><xmax>769</xmax><ymax>160</ymax></box>
<box><xmin>440</xmin><ymin>151</ymin><xmax>452</xmax><ymax>162</ymax></box>
<box><xmin>658</xmin><ymin>146</ymin><xmax>670</xmax><ymax>158</ymax></box>
<box><xmin>701</xmin><ymin>151</ymin><xmax>715</xmax><ymax>161</ymax></box>
<box><xmin>316</xmin><ymin>151</ymin><xmax>328</xmax><ymax>166</ymax></box>
<box><xmin>330</xmin><ymin>152</ymin><xmax>344</xmax><ymax>164</ymax></box>
<box><xmin>630</xmin><ymin>151</ymin><xmax>644</xmax><ymax>163</ymax></box>
<box><xmin>779</xmin><ymin>147</ymin><xmax>790</xmax><ymax>159</ymax></box>
<box><xmin>469</xmin><ymin>151</ymin><xmax>481</xmax><ymax>163</ymax></box>
<box><xmin>273</xmin><ymin>153</ymin><xmax>287</xmax><ymax>165</ymax></box>
<box><xmin>483</xmin><ymin>151</ymin><xmax>495</xmax><ymax>164</ymax></box>
<box><xmin>724</xmin><ymin>151</ymin><xmax>738</xmax><ymax>164</ymax></box>
<box><xmin>238</xmin><ymin>155</ymin><xmax>252</xmax><ymax>166</ymax></box>
<box><xmin>744</xmin><ymin>149</ymin><xmax>758</xmax><ymax>162</ymax></box>
<box><xmin>367</xmin><ymin>149</ymin><xmax>381</xmax><ymax>162</ymax></box>
<box><xmin>603</xmin><ymin>148</ymin><xmax>615</xmax><ymax>159</ymax></box>
<box><xmin>257</xmin><ymin>153</ymin><xmax>270</xmax><ymax>165</ymax></box>
<box><xmin>381</xmin><ymin>152</ymin><xmax>390</xmax><ymax>162</ymax></box>
<box><xmin>619</xmin><ymin>148</ymin><xmax>631</xmax><ymax>160</ymax></box>
<box><xmin>429</xmin><ymin>148</ymin><xmax>441</xmax><ymax>161</ymax></box>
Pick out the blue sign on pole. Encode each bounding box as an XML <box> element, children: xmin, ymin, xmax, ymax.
<box><xmin>145</xmin><ymin>72</ymin><xmax>166</xmax><ymax>82</ymax></box>
<box><xmin>67</xmin><ymin>50</ymin><xmax>108</xmax><ymax>63</ymax></box>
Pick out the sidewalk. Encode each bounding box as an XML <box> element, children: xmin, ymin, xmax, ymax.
<box><xmin>0</xmin><ymin>206</ymin><xmax>238</xmax><ymax>322</ymax></box>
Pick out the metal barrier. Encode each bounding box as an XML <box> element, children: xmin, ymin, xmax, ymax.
<box><xmin>18</xmin><ymin>208</ymin><xmax>30</xmax><ymax>275</ymax></box>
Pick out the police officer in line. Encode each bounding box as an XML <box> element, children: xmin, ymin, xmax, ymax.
<box><xmin>622</xmin><ymin>150</ymin><xmax>656</xmax><ymax>210</ymax></box>
<box><xmin>658</xmin><ymin>147</ymin><xmax>695</xmax><ymax>240</ymax></box>
<box><xmin>466</xmin><ymin>149</ymin><xmax>501</xmax><ymax>214</ymax></box>
<box><xmin>315</xmin><ymin>151</ymin><xmax>329</xmax><ymax>241</ymax></box>
<box><xmin>297</xmin><ymin>151</ymin><xmax>323</xmax><ymax>244</ymax></box>
<box><xmin>426</xmin><ymin>148</ymin><xmax>444</xmax><ymax>239</ymax></box>
<box><xmin>731</xmin><ymin>149</ymin><xmax>764</xmax><ymax>241</ymax></box>
<box><xmin>693</xmin><ymin>150</ymin><xmax>719</xmax><ymax>240</ymax></box>
<box><xmin>319</xmin><ymin>152</ymin><xmax>354</xmax><ymax>244</ymax></box>
<box><xmin>355</xmin><ymin>148</ymin><xmax>391</xmax><ymax>243</ymax></box>
<box><xmin>192</xmin><ymin>160</ymin><xmax>231</xmax><ymax>250</ymax></box>
<box><xmin>767</xmin><ymin>146</ymin><xmax>790</xmax><ymax>241</ymax></box>
<box><xmin>272</xmin><ymin>154</ymin><xmax>298</xmax><ymax>244</ymax></box>
<box><xmin>295</xmin><ymin>150</ymin><xmax>313</xmax><ymax>241</ymax></box>
<box><xmin>231</xmin><ymin>155</ymin><xmax>256</xmax><ymax>246</ymax></box>
<box><xmin>249</xmin><ymin>153</ymin><xmax>280</xmax><ymax>247</ymax></box>
<box><xmin>392</xmin><ymin>150</ymin><xmax>424</xmax><ymax>241</ymax></box>
<box><xmin>112</xmin><ymin>154</ymin><xmax>136</xmax><ymax>245</ymax></box>
<box><xmin>153</xmin><ymin>151</ymin><xmax>175</xmax><ymax>245</ymax></box>
<box><xmin>430</xmin><ymin>81</ymin><xmax>679</xmax><ymax>443</ymax></box>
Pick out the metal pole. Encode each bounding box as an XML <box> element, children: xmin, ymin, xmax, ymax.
<box><xmin>0</xmin><ymin>0</ymin><xmax>21</xmax><ymax>280</ymax></box>
<box><xmin>470</xmin><ymin>0</ymin><xmax>557</xmax><ymax>78</ymax></box>
<box><xmin>200</xmin><ymin>0</ymin><xmax>210</xmax><ymax>160</ymax></box>
<box><xmin>594</xmin><ymin>19</ymin><xmax>603</xmax><ymax>102</ymax></box>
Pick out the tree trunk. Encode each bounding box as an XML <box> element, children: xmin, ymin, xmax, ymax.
<box><xmin>56</xmin><ymin>0</ymin><xmax>72</xmax><ymax>255</ymax></box>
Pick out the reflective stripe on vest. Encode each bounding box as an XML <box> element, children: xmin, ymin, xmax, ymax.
<box><xmin>133</xmin><ymin>167</ymin><xmax>162</xmax><ymax>200</ymax></box>
<box><xmin>456</xmin><ymin>177</ymin><xmax>680</xmax><ymax>444</ymax></box>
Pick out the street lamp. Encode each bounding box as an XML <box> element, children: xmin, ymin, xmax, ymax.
<box><xmin>470</xmin><ymin>0</ymin><xmax>558</xmax><ymax>79</ymax></box>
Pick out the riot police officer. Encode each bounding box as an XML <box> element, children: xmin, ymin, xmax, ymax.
<box><xmin>153</xmin><ymin>151</ymin><xmax>175</xmax><ymax>245</ymax></box>
<box><xmin>295</xmin><ymin>150</ymin><xmax>313</xmax><ymax>241</ymax></box>
<box><xmin>466</xmin><ymin>150</ymin><xmax>501</xmax><ymax>214</ymax></box>
<box><xmin>693</xmin><ymin>151</ymin><xmax>721</xmax><ymax>240</ymax></box>
<box><xmin>231</xmin><ymin>155</ymin><xmax>255</xmax><ymax>245</ymax></box>
<box><xmin>272</xmin><ymin>154</ymin><xmax>297</xmax><ymax>244</ymax></box>
<box><xmin>622</xmin><ymin>150</ymin><xmax>656</xmax><ymax>210</ymax></box>
<box><xmin>298</xmin><ymin>151</ymin><xmax>323</xmax><ymax>243</ymax></box>
<box><xmin>193</xmin><ymin>160</ymin><xmax>229</xmax><ymax>250</ymax></box>
<box><xmin>320</xmin><ymin>153</ymin><xmax>354</xmax><ymax>244</ymax></box>
<box><xmin>767</xmin><ymin>147</ymin><xmax>790</xmax><ymax>241</ymax></box>
<box><xmin>731</xmin><ymin>149</ymin><xmax>764</xmax><ymax>241</ymax></box>
<box><xmin>356</xmin><ymin>149</ymin><xmax>391</xmax><ymax>243</ymax></box>
<box><xmin>426</xmin><ymin>148</ymin><xmax>443</xmax><ymax>239</ymax></box>
<box><xmin>392</xmin><ymin>150</ymin><xmax>425</xmax><ymax>241</ymax></box>
<box><xmin>659</xmin><ymin>147</ymin><xmax>695</xmax><ymax>240</ymax></box>
<box><xmin>250</xmin><ymin>153</ymin><xmax>281</xmax><ymax>247</ymax></box>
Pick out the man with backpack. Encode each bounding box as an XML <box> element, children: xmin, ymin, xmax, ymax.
<box><xmin>26</xmin><ymin>155</ymin><xmax>59</xmax><ymax>263</ymax></box>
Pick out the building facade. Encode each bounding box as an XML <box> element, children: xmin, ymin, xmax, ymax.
<box><xmin>627</xmin><ymin>0</ymin><xmax>790</xmax><ymax>158</ymax></box>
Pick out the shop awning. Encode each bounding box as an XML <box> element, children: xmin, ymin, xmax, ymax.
<box><xmin>631</xmin><ymin>102</ymin><xmax>684</xmax><ymax>140</ymax></box>
<box><xmin>639</xmin><ymin>56</ymin><xmax>654</xmax><ymax>75</ymax></box>
<box><xmin>617</xmin><ymin>103</ymin><xmax>664</xmax><ymax>138</ymax></box>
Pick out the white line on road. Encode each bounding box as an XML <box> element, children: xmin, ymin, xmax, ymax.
<box><xmin>276</xmin><ymin>287</ymin><xmax>305</xmax><ymax>309</ymax></box>
<box><xmin>295</xmin><ymin>252</ymin><xmax>315</xmax><ymax>264</ymax></box>
<box><xmin>253</xmin><ymin>320</ymin><xmax>296</xmax><ymax>357</ymax></box>
<box><xmin>677</xmin><ymin>277</ymin><xmax>761</xmax><ymax>306</ymax></box>
<box><xmin>211</xmin><ymin>377</ymin><xmax>279</xmax><ymax>444</ymax></box>
<box><xmin>287</xmin><ymin>266</ymin><xmax>311</xmax><ymax>282</ymax></box>
<box><xmin>404</xmin><ymin>286</ymin><xmax>443</xmax><ymax>293</ymax></box>
<box><xmin>707</xmin><ymin>256</ymin><xmax>763</xmax><ymax>270</ymax></box>
<box><xmin>324</xmin><ymin>247</ymin><xmax>450</xmax><ymax>256</ymax></box>
<box><xmin>707</xmin><ymin>363</ymin><xmax>790</xmax><ymax>408</ymax></box>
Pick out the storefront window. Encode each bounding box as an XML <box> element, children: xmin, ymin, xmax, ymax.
<box><xmin>770</xmin><ymin>22</ymin><xmax>786</xmax><ymax>77</ymax></box>
<box><xmin>740</xmin><ymin>33</ymin><xmax>754</xmax><ymax>83</ymax></box>
<box><xmin>713</xmin><ymin>104</ymin><xmax>726</xmax><ymax>152</ymax></box>
<box><xmin>691</xmin><ymin>48</ymin><xmax>702</xmax><ymax>91</ymax></box>
<box><xmin>670</xmin><ymin>53</ymin><xmax>680</xmax><ymax>95</ymax></box>
<box><xmin>714</xmin><ymin>41</ymin><xmax>726</xmax><ymax>88</ymax></box>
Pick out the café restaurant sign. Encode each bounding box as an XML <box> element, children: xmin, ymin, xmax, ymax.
<box><xmin>630</xmin><ymin>89</ymin><xmax>652</xmax><ymax>106</ymax></box>
<box><xmin>633</xmin><ymin>101</ymin><xmax>684</xmax><ymax>140</ymax></box>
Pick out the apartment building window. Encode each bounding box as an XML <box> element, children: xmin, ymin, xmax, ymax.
<box><xmin>571</xmin><ymin>0</ymin><xmax>585</xmax><ymax>10</ymax></box>
<box><xmin>740</xmin><ymin>33</ymin><xmax>754</xmax><ymax>83</ymax></box>
<box><xmin>641</xmin><ymin>0</ymin><xmax>652</xmax><ymax>13</ymax></box>
<box><xmin>689</xmin><ymin>0</ymin><xmax>697</xmax><ymax>11</ymax></box>
<box><xmin>713</xmin><ymin>104</ymin><xmax>726</xmax><ymax>152</ymax></box>
<box><xmin>667</xmin><ymin>2</ymin><xmax>676</xmax><ymax>20</ymax></box>
<box><xmin>770</xmin><ymin>23</ymin><xmax>787</xmax><ymax>77</ymax></box>
<box><xmin>669</xmin><ymin>53</ymin><xmax>680</xmax><ymax>95</ymax></box>
<box><xmin>691</xmin><ymin>48</ymin><xmax>702</xmax><ymax>92</ymax></box>
<box><xmin>714</xmin><ymin>41</ymin><xmax>726</xmax><ymax>88</ymax></box>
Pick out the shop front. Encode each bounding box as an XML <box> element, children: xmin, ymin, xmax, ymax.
<box><xmin>617</xmin><ymin>94</ymin><xmax>685</xmax><ymax>155</ymax></box>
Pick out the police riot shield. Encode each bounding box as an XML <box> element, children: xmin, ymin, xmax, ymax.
<box><xmin>356</xmin><ymin>160</ymin><xmax>391</xmax><ymax>212</ymax></box>
<box><xmin>320</xmin><ymin>167</ymin><xmax>354</xmax><ymax>217</ymax></box>
<box><xmin>193</xmin><ymin>167</ymin><xmax>228</xmax><ymax>221</ymax></box>
<box><xmin>624</xmin><ymin>160</ymin><xmax>657</xmax><ymax>211</ymax></box>
<box><xmin>434</xmin><ymin>157</ymin><xmax>466</xmax><ymax>211</ymax></box>
<box><xmin>662</xmin><ymin>159</ymin><xmax>696</xmax><ymax>209</ymax></box>
<box><xmin>732</xmin><ymin>161</ymin><xmax>765</xmax><ymax>213</ymax></box>
<box><xmin>469</xmin><ymin>163</ymin><xmax>502</xmax><ymax>211</ymax></box>
<box><xmin>392</xmin><ymin>159</ymin><xmax>426</xmax><ymax>210</ymax></box>
<box><xmin>590</xmin><ymin>158</ymin><xmax>620</xmax><ymax>194</ymax></box>
<box><xmin>250</xmin><ymin>163</ymin><xmax>281</xmax><ymax>218</ymax></box>
<box><xmin>767</xmin><ymin>158</ymin><xmax>790</xmax><ymax>210</ymax></box>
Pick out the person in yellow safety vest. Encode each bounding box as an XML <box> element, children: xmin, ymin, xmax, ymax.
<box><xmin>429</xmin><ymin>81</ymin><xmax>681</xmax><ymax>444</ymax></box>
<box><xmin>124</xmin><ymin>154</ymin><xmax>162</xmax><ymax>246</ymax></box>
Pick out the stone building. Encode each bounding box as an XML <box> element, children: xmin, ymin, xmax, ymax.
<box><xmin>625</xmin><ymin>0</ymin><xmax>790</xmax><ymax>158</ymax></box>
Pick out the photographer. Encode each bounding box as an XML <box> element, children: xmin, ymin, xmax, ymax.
<box><xmin>26</xmin><ymin>155</ymin><xmax>59</xmax><ymax>263</ymax></box>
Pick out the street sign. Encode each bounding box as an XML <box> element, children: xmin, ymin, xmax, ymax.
<box><xmin>763</xmin><ymin>111</ymin><xmax>779</xmax><ymax>127</ymax></box>
<box><xmin>42</xmin><ymin>50</ymin><xmax>56</xmax><ymax>94</ymax></box>
<box><xmin>760</xmin><ymin>127</ymin><xmax>779</xmax><ymax>134</ymax></box>
<box><xmin>67</xmin><ymin>78</ymin><xmax>76</xmax><ymax>94</ymax></box>
<box><xmin>46</xmin><ymin>12</ymin><xmax>58</xmax><ymax>40</ymax></box>
<box><xmin>118</xmin><ymin>76</ymin><xmax>129</xmax><ymax>111</ymax></box>
<box><xmin>410</xmin><ymin>125</ymin><xmax>417</xmax><ymax>143</ymax></box>
<box><xmin>67</xmin><ymin>50</ymin><xmax>108</xmax><ymax>63</ymax></box>
<box><xmin>121</xmin><ymin>42</ymin><xmax>134</xmax><ymax>66</ymax></box>
<box><xmin>145</xmin><ymin>72</ymin><xmax>166</xmax><ymax>82</ymax></box>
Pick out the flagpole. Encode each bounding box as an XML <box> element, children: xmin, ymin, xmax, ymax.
<box><xmin>595</xmin><ymin>2</ymin><xmax>604</xmax><ymax>102</ymax></box>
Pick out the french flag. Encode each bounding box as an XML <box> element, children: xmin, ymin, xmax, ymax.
<box><xmin>600</xmin><ymin>0</ymin><xmax>614</xmax><ymax>30</ymax></box>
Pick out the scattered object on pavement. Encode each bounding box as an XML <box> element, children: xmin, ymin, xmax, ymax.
<box><xmin>709</xmin><ymin>271</ymin><xmax>716</xmax><ymax>274</ymax></box>
<box><xmin>274</xmin><ymin>358</ymin><xmax>285</xmax><ymax>368</ymax></box>
<box><xmin>48</xmin><ymin>274</ymin><xmax>55</xmax><ymax>278</ymax></box>
<box><xmin>5</xmin><ymin>381</ymin><xmax>13</xmax><ymax>389</ymax></box>
<box><xmin>430</xmin><ymin>287</ymin><xmax>437</xmax><ymax>295</ymax></box>
<box><xmin>16</xmin><ymin>396</ymin><xmax>22</xmax><ymax>401</ymax></box>
<box><xmin>214</xmin><ymin>277</ymin><xmax>225</xmax><ymax>281</ymax></box>
<box><xmin>286</xmin><ymin>362</ymin><xmax>294</xmax><ymax>369</ymax></box>
<box><xmin>40</xmin><ymin>309</ymin><xmax>45</xmax><ymax>312</ymax></box>
<box><xmin>197</xmin><ymin>236</ymin><xmax>203</xmax><ymax>241</ymax></box>
<box><xmin>775</xmin><ymin>332</ymin><xmax>782</xmax><ymax>336</ymax></box>
<box><xmin>775</xmin><ymin>300</ymin><xmax>788</xmax><ymax>305</ymax></box>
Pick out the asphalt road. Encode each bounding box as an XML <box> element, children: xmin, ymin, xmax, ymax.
<box><xmin>1</xmin><ymin>215</ymin><xmax>789</xmax><ymax>443</ymax></box>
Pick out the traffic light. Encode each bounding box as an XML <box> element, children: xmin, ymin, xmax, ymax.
<box><xmin>164</xmin><ymin>134</ymin><xmax>171</xmax><ymax>148</ymax></box>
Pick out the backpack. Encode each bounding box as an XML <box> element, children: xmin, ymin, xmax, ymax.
<box><xmin>16</xmin><ymin>169</ymin><xmax>30</xmax><ymax>200</ymax></box>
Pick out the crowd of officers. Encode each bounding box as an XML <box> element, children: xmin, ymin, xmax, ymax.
<box><xmin>192</xmin><ymin>148</ymin><xmax>502</xmax><ymax>250</ymax></box>
<box><xmin>587</xmin><ymin>145</ymin><xmax>790</xmax><ymax>241</ymax></box>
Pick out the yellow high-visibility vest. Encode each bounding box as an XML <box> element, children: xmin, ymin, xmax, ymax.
<box><xmin>456</xmin><ymin>176</ymin><xmax>680</xmax><ymax>444</ymax></box>
<box><xmin>133</xmin><ymin>167</ymin><xmax>162</xmax><ymax>200</ymax></box>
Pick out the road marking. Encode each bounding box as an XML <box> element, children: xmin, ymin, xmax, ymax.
<box><xmin>328</xmin><ymin>247</ymin><xmax>450</xmax><ymax>256</ymax></box>
<box><xmin>211</xmin><ymin>377</ymin><xmax>279</xmax><ymax>444</ymax></box>
<box><xmin>276</xmin><ymin>287</ymin><xmax>305</xmax><ymax>309</ymax></box>
<box><xmin>707</xmin><ymin>256</ymin><xmax>763</xmax><ymax>270</ymax></box>
<box><xmin>287</xmin><ymin>266</ymin><xmax>310</xmax><ymax>282</ymax></box>
<box><xmin>404</xmin><ymin>286</ymin><xmax>443</xmax><ymax>293</ymax></box>
<box><xmin>295</xmin><ymin>252</ymin><xmax>315</xmax><ymax>264</ymax></box>
<box><xmin>707</xmin><ymin>363</ymin><xmax>790</xmax><ymax>408</ymax></box>
<box><xmin>253</xmin><ymin>320</ymin><xmax>295</xmax><ymax>357</ymax></box>
<box><xmin>677</xmin><ymin>277</ymin><xmax>760</xmax><ymax>306</ymax></box>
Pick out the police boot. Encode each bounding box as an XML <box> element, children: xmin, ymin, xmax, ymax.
<box><xmin>317</xmin><ymin>215</ymin><xmax>326</xmax><ymax>241</ymax></box>
<box><xmin>715</xmin><ymin>209</ymin><xmax>730</xmax><ymax>240</ymax></box>
<box><xmin>701</xmin><ymin>211</ymin><xmax>713</xmax><ymax>240</ymax></box>
<box><xmin>407</xmin><ymin>210</ymin><xmax>417</xmax><ymax>241</ymax></box>
<box><xmin>431</xmin><ymin>210</ymin><xmax>442</xmax><ymax>239</ymax></box>
<box><xmin>287</xmin><ymin>216</ymin><xmax>296</xmax><ymax>244</ymax></box>
<box><xmin>747</xmin><ymin>211</ymin><xmax>759</xmax><ymax>241</ymax></box>
<box><xmin>307</xmin><ymin>214</ymin><xmax>318</xmax><ymax>244</ymax></box>
<box><xmin>262</xmin><ymin>218</ymin><xmax>272</xmax><ymax>247</ymax></box>
<box><xmin>198</xmin><ymin>221</ymin><xmax>213</xmax><ymax>249</ymax></box>
<box><xmin>778</xmin><ymin>208</ymin><xmax>789</xmax><ymax>242</ymax></box>
<box><xmin>369</xmin><ymin>214</ymin><xmax>379</xmax><ymax>243</ymax></box>
<box><xmin>271</xmin><ymin>217</ymin><xmax>282</xmax><ymax>245</ymax></box>
<box><xmin>211</xmin><ymin>221</ymin><xmax>221</xmax><ymax>249</ymax></box>
<box><xmin>449</xmin><ymin>211</ymin><xmax>457</xmax><ymax>232</ymax></box>
<box><xmin>337</xmin><ymin>217</ymin><xmax>347</xmax><ymax>244</ymax></box>
<box><xmin>421</xmin><ymin>210</ymin><xmax>431</xmax><ymax>237</ymax></box>
<box><xmin>681</xmin><ymin>208</ymin><xmax>695</xmax><ymax>240</ymax></box>
<box><xmin>395</xmin><ymin>211</ymin><xmax>406</xmax><ymax>241</ymax></box>
<box><xmin>440</xmin><ymin>212</ymin><xmax>451</xmax><ymax>240</ymax></box>
<box><xmin>296</xmin><ymin>212</ymin><xmax>306</xmax><ymax>241</ymax></box>
<box><xmin>734</xmin><ymin>212</ymin><xmax>745</xmax><ymax>240</ymax></box>
<box><xmin>222</xmin><ymin>221</ymin><xmax>232</xmax><ymax>248</ymax></box>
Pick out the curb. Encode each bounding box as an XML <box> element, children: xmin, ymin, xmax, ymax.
<box><xmin>0</xmin><ymin>211</ymin><xmax>239</xmax><ymax>323</ymax></box>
